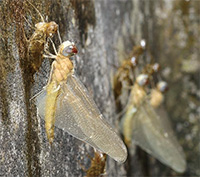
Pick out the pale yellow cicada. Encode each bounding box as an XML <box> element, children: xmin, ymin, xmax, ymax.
<box><xmin>121</xmin><ymin>74</ymin><xmax>149</xmax><ymax>146</ymax></box>
<box><xmin>36</xmin><ymin>41</ymin><xmax>127</xmax><ymax>163</ymax></box>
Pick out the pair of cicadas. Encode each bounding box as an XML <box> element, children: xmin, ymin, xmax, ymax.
<box><xmin>114</xmin><ymin>40</ymin><xmax>186</xmax><ymax>173</ymax></box>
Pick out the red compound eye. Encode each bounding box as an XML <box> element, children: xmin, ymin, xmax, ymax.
<box><xmin>62</xmin><ymin>45</ymin><xmax>78</xmax><ymax>57</ymax></box>
<box><xmin>71</xmin><ymin>45</ymin><xmax>78</xmax><ymax>54</ymax></box>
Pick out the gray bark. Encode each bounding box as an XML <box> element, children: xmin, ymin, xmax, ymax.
<box><xmin>0</xmin><ymin>0</ymin><xmax>199</xmax><ymax>176</ymax></box>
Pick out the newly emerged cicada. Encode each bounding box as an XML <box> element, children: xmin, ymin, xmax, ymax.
<box><xmin>120</xmin><ymin>73</ymin><xmax>186</xmax><ymax>172</ymax></box>
<box><xmin>121</xmin><ymin>74</ymin><xmax>149</xmax><ymax>146</ymax></box>
<box><xmin>36</xmin><ymin>41</ymin><xmax>127</xmax><ymax>163</ymax></box>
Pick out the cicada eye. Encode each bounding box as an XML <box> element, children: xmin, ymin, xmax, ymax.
<box><xmin>62</xmin><ymin>45</ymin><xmax>78</xmax><ymax>57</ymax></box>
<box><xmin>136</xmin><ymin>74</ymin><xmax>149</xmax><ymax>86</ymax></box>
<box><xmin>157</xmin><ymin>81</ymin><xmax>168</xmax><ymax>93</ymax></box>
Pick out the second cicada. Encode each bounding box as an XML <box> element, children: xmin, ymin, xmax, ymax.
<box><xmin>36</xmin><ymin>41</ymin><xmax>127</xmax><ymax>163</ymax></box>
<box><xmin>120</xmin><ymin>74</ymin><xmax>186</xmax><ymax>173</ymax></box>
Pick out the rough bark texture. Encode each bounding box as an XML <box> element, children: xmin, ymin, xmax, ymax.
<box><xmin>0</xmin><ymin>0</ymin><xmax>199</xmax><ymax>177</ymax></box>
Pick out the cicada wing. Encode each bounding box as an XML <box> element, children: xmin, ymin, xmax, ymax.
<box><xmin>36</xmin><ymin>88</ymin><xmax>47</xmax><ymax>116</ymax></box>
<box><xmin>36</xmin><ymin>74</ymin><xmax>127</xmax><ymax>163</ymax></box>
<box><xmin>132</xmin><ymin>99</ymin><xmax>186</xmax><ymax>173</ymax></box>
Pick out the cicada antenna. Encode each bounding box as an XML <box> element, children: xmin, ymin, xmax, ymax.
<box><xmin>26</xmin><ymin>0</ymin><xmax>45</xmax><ymax>22</ymax></box>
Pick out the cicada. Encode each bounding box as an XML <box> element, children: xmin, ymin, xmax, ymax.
<box><xmin>113</xmin><ymin>40</ymin><xmax>146</xmax><ymax>109</ymax></box>
<box><xmin>120</xmin><ymin>62</ymin><xmax>161</xmax><ymax>145</ymax></box>
<box><xmin>28</xmin><ymin>21</ymin><xmax>58</xmax><ymax>72</ymax></box>
<box><xmin>121</xmin><ymin>74</ymin><xmax>186</xmax><ymax>172</ymax></box>
<box><xmin>83</xmin><ymin>150</ymin><xmax>107</xmax><ymax>177</ymax></box>
<box><xmin>121</xmin><ymin>74</ymin><xmax>149</xmax><ymax>146</ymax></box>
<box><xmin>25</xmin><ymin>1</ymin><xmax>59</xmax><ymax>73</ymax></box>
<box><xmin>36</xmin><ymin>41</ymin><xmax>127</xmax><ymax>163</ymax></box>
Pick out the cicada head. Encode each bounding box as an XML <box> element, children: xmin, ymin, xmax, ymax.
<box><xmin>157</xmin><ymin>81</ymin><xmax>168</xmax><ymax>93</ymax></box>
<box><xmin>58</xmin><ymin>41</ymin><xmax>78</xmax><ymax>57</ymax></box>
<box><xmin>136</xmin><ymin>74</ymin><xmax>149</xmax><ymax>86</ymax></box>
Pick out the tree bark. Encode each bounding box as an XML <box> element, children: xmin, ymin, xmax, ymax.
<box><xmin>0</xmin><ymin>0</ymin><xmax>199</xmax><ymax>176</ymax></box>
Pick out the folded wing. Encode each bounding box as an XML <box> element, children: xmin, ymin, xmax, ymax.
<box><xmin>132</xmin><ymin>99</ymin><xmax>186</xmax><ymax>173</ymax></box>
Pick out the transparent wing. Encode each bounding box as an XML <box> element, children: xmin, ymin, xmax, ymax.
<box><xmin>132</xmin><ymin>99</ymin><xmax>186</xmax><ymax>173</ymax></box>
<box><xmin>36</xmin><ymin>74</ymin><xmax>127</xmax><ymax>163</ymax></box>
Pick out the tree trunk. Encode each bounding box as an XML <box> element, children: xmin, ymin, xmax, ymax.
<box><xmin>0</xmin><ymin>0</ymin><xmax>199</xmax><ymax>176</ymax></box>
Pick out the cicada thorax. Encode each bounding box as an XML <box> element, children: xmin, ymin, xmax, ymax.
<box><xmin>52</xmin><ymin>55</ymin><xmax>74</xmax><ymax>83</ymax></box>
<box><xmin>150</xmin><ymin>81</ymin><xmax>168</xmax><ymax>108</ymax></box>
<box><xmin>150</xmin><ymin>88</ymin><xmax>164</xmax><ymax>108</ymax></box>
<box><xmin>85</xmin><ymin>151</ymin><xmax>107</xmax><ymax>177</ymax></box>
<box><xmin>129</xmin><ymin>83</ymin><xmax>147</xmax><ymax>107</ymax></box>
<box><xmin>51</xmin><ymin>41</ymin><xmax>78</xmax><ymax>83</ymax></box>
